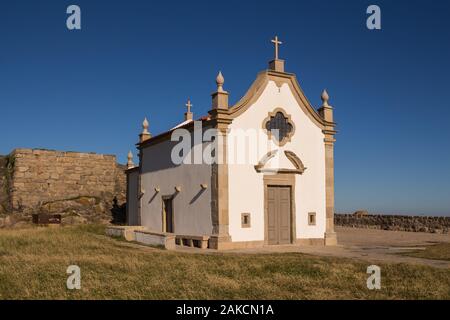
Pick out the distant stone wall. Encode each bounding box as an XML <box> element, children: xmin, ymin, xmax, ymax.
<box><xmin>335</xmin><ymin>214</ymin><xmax>449</xmax><ymax>234</ymax></box>
<box><xmin>0</xmin><ymin>149</ymin><xmax>127</xmax><ymax>226</ymax></box>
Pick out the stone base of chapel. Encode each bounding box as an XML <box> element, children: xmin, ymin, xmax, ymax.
<box><xmin>208</xmin><ymin>237</ymin><xmax>329</xmax><ymax>250</ymax></box>
<box><xmin>324</xmin><ymin>232</ymin><xmax>338</xmax><ymax>246</ymax></box>
<box><xmin>209</xmin><ymin>234</ymin><xmax>233</xmax><ymax>250</ymax></box>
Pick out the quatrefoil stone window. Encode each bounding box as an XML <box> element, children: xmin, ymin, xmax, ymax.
<box><xmin>263</xmin><ymin>108</ymin><xmax>295</xmax><ymax>146</ymax></box>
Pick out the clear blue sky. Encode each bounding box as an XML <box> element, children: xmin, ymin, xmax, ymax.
<box><xmin>1</xmin><ymin>0</ymin><xmax>449</xmax><ymax>215</ymax></box>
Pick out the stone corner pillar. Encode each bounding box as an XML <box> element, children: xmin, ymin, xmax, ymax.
<box><xmin>209</xmin><ymin>125</ymin><xmax>233</xmax><ymax>250</ymax></box>
<box><xmin>319</xmin><ymin>90</ymin><xmax>338</xmax><ymax>246</ymax></box>
<box><xmin>324</xmin><ymin>132</ymin><xmax>337</xmax><ymax>246</ymax></box>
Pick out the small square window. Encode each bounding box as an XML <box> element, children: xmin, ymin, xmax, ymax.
<box><xmin>308</xmin><ymin>212</ymin><xmax>316</xmax><ymax>226</ymax></box>
<box><xmin>241</xmin><ymin>213</ymin><xmax>251</xmax><ymax>228</ymax></box>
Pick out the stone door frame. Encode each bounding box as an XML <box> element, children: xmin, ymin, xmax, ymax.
<box><xmin>263</xmin><ymin>174</ymin><xmax>296</xmax><ymax>245</ymax></box>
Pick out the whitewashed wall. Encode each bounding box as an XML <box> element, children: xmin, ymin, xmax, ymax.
<box><xmin>227</xmin><ymin>80</ymin><xmax>326</xmax><ymax>242</ymax></box>
<box><xmin>140</xmin><ymin>128</ymin><xmax>213</xmax><ymax>235</ymax></box>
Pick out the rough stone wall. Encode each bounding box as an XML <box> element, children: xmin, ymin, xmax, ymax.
<box><xmin>335</xmin><ymin>214</ymin><xmax>449</xmax><ymax>234</ymax></box>
<box><xmin>0</xmin><ymin>149</ymin><xmax>127</xmax><ymax>226</ymax></box>
<box><xmin>0</xmin><ymin>155</ymin><xmax>9</xmax><ymax>214</ymax></box>
<box><xmin>114</xmin><ymin>164</ymin><xmax>127</xmax><ymax>203</ymax></box>
<box><xmin>9</xmin><ymin>148</ymin><xmax>123</xmax><ymax>210</ymax></box>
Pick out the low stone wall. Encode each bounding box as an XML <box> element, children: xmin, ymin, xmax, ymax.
<box><xmin>105</xmin><ymin>227</ymin><xmax>176</xmax><ymax>250</ymax></box>
<box><xmin>0</xmin><ymin>148</ymin><xmax>127</xmax><ymax>227</ymax></box>
<box><xmin>335</xmin><ymin>214</ymin><xmax>449</xmax><ymax>234</ymax></box>
<box><xmin>134</xmin><ymin>230</ymin><xmax>176</xmax><ymax>250</ymax></box>
<box><xmin>105</xmin><ymin>226</ymin><xmax>146</xmax><ymax>241</ymax></box>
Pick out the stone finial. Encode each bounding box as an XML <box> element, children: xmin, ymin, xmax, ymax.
<box><xmin>212</xmin><ymin>71</ymin><xmax>229</xmax><ymax>110</ymax></box>
<box><xmin>321</xmin><ymin>89</ymin><xmax>330</xmax><ymax>107</ymax></box>
<box><xmin>139</xmin><ymin>117</ymin><xmax>152</xmax><ymax>143</ymax></box>
<box><xmin>216</xmin><ymin>71</ymin><xmax>225</xmax><ymax>92</ymax></box>
<box><xmin>318</xmin><ymin>89</ymin><xmax>333</xmax><ymax>122</ymax></box>
<box><xmin>142</xmin><ymin>117</ymin><xmax>149</xmax><ymax>134</ymax></box>
<box><xmin>127</xmin><ymin>150</ymin><xmax>134</xmax><ymax>169</ymax></box>
<box><xmin>184</xmin><ymin>98</ymin><xmax>193</xmax><ymax>121</ymax></box>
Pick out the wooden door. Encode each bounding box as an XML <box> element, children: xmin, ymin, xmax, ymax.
<box><xmin>267</xmin><ymin>186</ymin><xmax>291</xmax><ymax>245</ymax></box>
<box><xmin>163</xmin><ymin>198</ymin><xmax>174</xmax><ymax>233</ymax></box>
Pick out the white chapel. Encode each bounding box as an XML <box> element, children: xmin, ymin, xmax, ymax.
<box><xmin>126</xmin><ymin>37</ymin><xmax>337</xmax><ymax>249</ymax></box>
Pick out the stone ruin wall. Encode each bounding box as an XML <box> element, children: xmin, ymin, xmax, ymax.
<box><xmin>335</xmin><ymin>213</ymin><xmax>449</xmax><ymax>234</ymax></box>
<box><xmin>0</xmin><ymin>155</ymin><xmax>9</xmax><ymax>214</ymax></box>
<box><xmin>0</xmin><ymin>148</ymin><xmax>127</xmax><ymax>226</ymax></box>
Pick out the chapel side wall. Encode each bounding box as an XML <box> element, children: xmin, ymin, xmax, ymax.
<box><xmin>126</xmin><ymin>169</ymin><xmax>139</xmax><ymax>225</ymax></box>
<box><xmin>227</xmin><ymin>80</ymin><xmax>327</xmax><ymax>242</ymax></box>
<box><xmin>139</xmin><ymin>134</ymin><xmax>213</xmax><ymax>235</ymax></box>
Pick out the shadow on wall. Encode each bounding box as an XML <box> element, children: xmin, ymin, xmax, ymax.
<box><xmin>190</xmin><ymin>188</ymin><xmax>206</xmax><ymax>204</ymax></box>
<box><xmin>110</xmin><ymin>197</ymin><xmax>126</xmax><ymax>225</ymax></box>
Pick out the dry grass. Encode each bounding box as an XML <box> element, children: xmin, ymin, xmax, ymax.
<box><xmin>401</xmin><ymin>243</ymin><xmax>450</xmax><ymax>261</ymax></box>
<box><xmin>0</xmin><ymin>225</ymin><xmax>449</xmax><ymax>300</ymax></box>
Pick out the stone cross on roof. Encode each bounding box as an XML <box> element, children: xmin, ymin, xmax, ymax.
<box><xmin>271</xmin><ymin>36</ymin><xmax>282</xmax><ymax>60</ymax></box>
<box><xmin>184</xmin><ymin>98</ymin><xmax>193</xmax><ymax>121</ymax></box>
<box><xmin>269</xmin><ymin>36</ymin><xmax>285</xmax><ymax>72</ymax></box>
<box><xmin>185</xmin><ymin>99</ymin><xmax>192</xmax><ymax>113</ymax></box>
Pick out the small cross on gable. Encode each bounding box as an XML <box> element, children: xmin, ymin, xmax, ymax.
<box><xmin>185</xmin><ymin>99</ymin><xmax>193</xmax><ymax>113</ymax></box>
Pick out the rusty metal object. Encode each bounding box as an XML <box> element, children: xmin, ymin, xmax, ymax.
<box><xmin>32</xmin><ymin>213</ymin><xmax>61</xmax><ymax>225</ymax></box>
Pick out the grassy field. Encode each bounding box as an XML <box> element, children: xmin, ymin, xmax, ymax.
<box><xmin>401</xmin><ymin>243</ymin><xmax>450</xmax><ymax>261</ymax></box>
<box><xmin>0</xmin><ymin>225</ymin><xmax>449</xmax><ymax>300</ymax></box>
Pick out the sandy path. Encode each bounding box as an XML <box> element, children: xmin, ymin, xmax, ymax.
<box><xmin>226</xmin><ymin>227</ymin><xmax>450</xmax><ymax>268</ymax></box>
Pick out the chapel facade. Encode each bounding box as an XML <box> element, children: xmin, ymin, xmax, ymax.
<box><xmin>126</xmin><ymin>38</ymin><xmax>337</xmax><ymax>249</ymax></box>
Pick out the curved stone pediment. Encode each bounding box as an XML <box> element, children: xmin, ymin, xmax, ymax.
<box><xmin>254</xmin><ymin>149</ymin><xmax>306</xmax><ymax>175</ymax></box>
